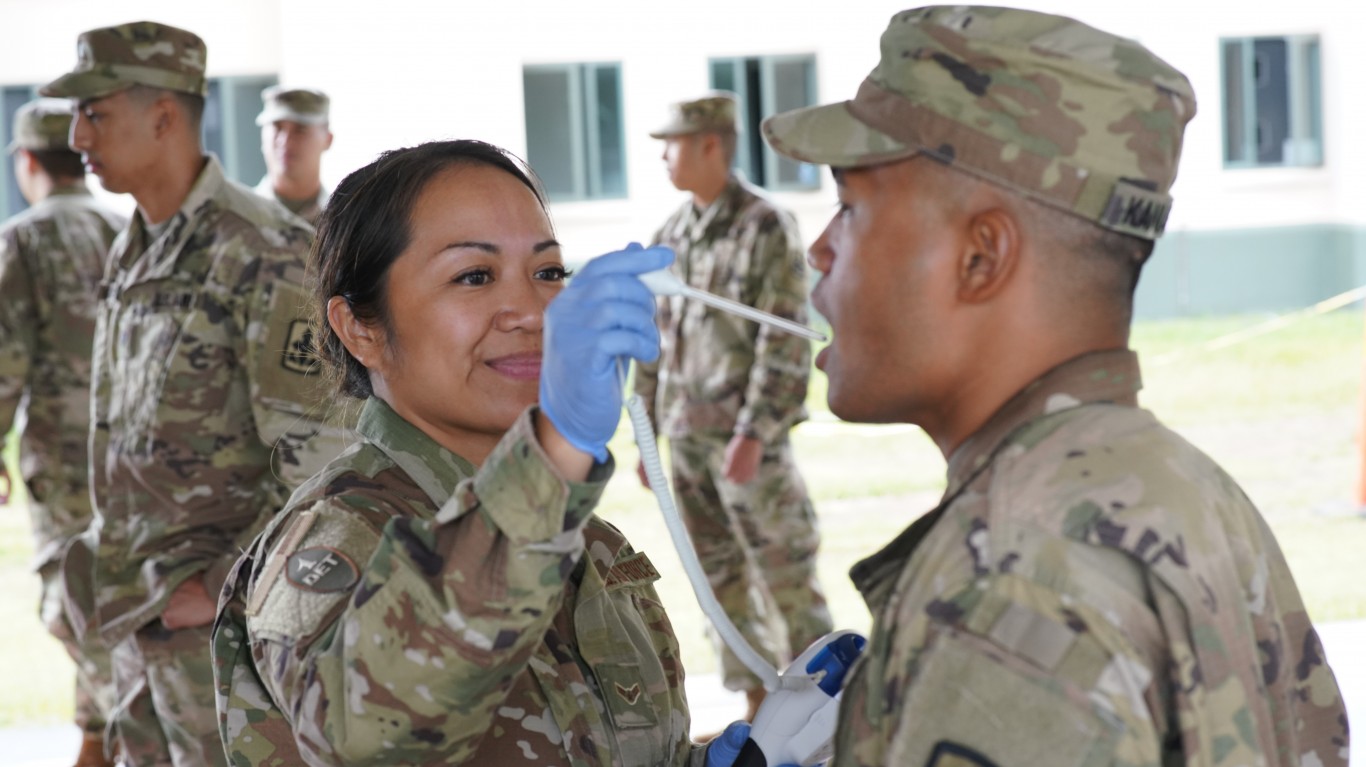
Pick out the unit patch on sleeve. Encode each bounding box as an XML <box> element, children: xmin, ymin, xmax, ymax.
<box><xmin>285</xmin><ymin>546</ymin><xmax>359</xmax><ymax>593</ymax></box>
<box><xmin>281</xmin><ymin>319</ymin><xmax>319</xmax><ymax>375</ymax></box>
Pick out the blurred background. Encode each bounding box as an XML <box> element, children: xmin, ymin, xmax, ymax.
<box><xmin>1</xmin><ymin>0</ymin><xmax>1363</xmax><ymax>763</ymax></box>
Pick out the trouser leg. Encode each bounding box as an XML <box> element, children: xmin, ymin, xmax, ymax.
<box><xmin>110</xmin><ymin>621</ymin><xmax>226</xmax><ymax>767</ymax></box>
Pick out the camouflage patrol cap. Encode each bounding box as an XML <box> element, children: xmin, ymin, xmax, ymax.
<box><xmin>649</xmin><ymin>92</ymin><xmax>738</xmax><ymax>138</ymax></box>
<box><xmin>40</xmin><ymin>21</ymin><xmax>208</xmax><ymax>100</ymax></box>
<box><xmin>762</xmin><ymin>6</ymin><xmax>1197</xmax><ymax>240</ymax></box>
<box><xmin>256</xmin><ymin>86</ymin><xmax>330</xmax><ymax>126</ymax></box>
<box><xmin>7</xmin><ymin>98</ymin><xmax>75</xmax><ymax>153</ymax></box>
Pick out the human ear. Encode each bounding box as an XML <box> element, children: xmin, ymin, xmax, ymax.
<box><xmin>326</xmin><ymin>295</ymin><xmax>384</xmax><ymax>370</ymax></box>
<box><xmin>957</xmin><ymin>208</ymin><xmax>1020</xmax><ymax>303</ymax></box>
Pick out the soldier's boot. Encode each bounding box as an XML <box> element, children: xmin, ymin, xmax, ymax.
<box><xmin>72</xmin><ymin>733</ymin><xmax>114</xmax><ymax>767</ymax></box>
<box><xmin>743</xmin><ymin>687</ymin><xmax>767</xmax><ymax>722</ymax></box>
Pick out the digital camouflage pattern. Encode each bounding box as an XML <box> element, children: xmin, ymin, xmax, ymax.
<box><xmin>634</xmin><ymin>175</ymin><xmax>830</xmax><ymax>691</ymax></box>
<box><xmin>0</xmin><ymin>183</ymin><xmax>125</xmax><ymax>735</ymax></box>
<box><xmin>214</xmin><ymin>399</ymin><xmax>707</xmax><ymax>766</ymax></box>
<box><xmin>40</xmin><ymin>20</ymin><xmax>209</xmax><ymax>100</ymax></box>
<box><xmin>761</xmin><ymin>6</ymin><xmax>1196</xmax><ymax>240</ymax></box>
<box><xmin>650</xmin><ymin>92</ymin><xmax>737</xmax><ymax>138</ymax></box>
<box><xmin>253</xmin><ymin>176</ymin><xmax>329</xmax><ymax>227</ymax></box>
<box><xmin>256</xmin><ymin>86</ymin><xmax>330</xmax><ymax>127</ymax></box>
<box><xmin>835</xmin><ymin>350</ymin><xmax>1349</xmax><ymax>767</ymax></box>
<box><xmin>111</xmin><ymin>621</ymin><xmax>222</xmax><ymax>765</ymax></box>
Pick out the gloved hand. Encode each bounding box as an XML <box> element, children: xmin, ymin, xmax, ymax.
<box><xmin>540</xmin><ymin>244</ymin><xmax>673</xmax><ymax>462</ymax></box>
<box><xmin>704</xmin><ymin>721</ymin><xmax>751</xmax><ymax>767</ymax></box>
<box><xmin>705</xmin><ymin>720</ymin><xmax>802</xmax><ymax>767</ymax></box>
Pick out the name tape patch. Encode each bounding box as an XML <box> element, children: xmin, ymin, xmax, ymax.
<box><xmin>285</xmin><ymin>546</ymin><xmax>360</xmax><ymax>593</ymax></box>
<box><xmin>1099</xmin><ymin>180</ymin><xmax>1172</xmax><ymax>240</ymax></box>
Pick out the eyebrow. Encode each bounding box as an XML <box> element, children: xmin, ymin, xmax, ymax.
<box><xmin>440</xmin><ymin>239</ymin><xmax>561</xmax><ymax>254</ymax></box>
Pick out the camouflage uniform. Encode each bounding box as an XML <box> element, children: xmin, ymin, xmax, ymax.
<box><xmin>254</xmin><ymin>86</ymin><xmax>331</xmax><ymax>226</ymax></box>
<box><xmin>214</xmin><ymin>398</ymin><xmax>707</xmax><ymax>766</ymax></box>
<box><xmin>833</xmin><ymin>351</ymin><xmax>1349</xmax><ymax>766</ymax></box>
<box><xmin>636</xmin><ymin>93</ymin><xmax>832</xmax><ymax>691</ymax></box>
<box><xmin>253</xmin><ymin>177</ymin><xmax>328</xmax><ymax>227</ymax></box>
<box><xmin>759</xmin><ymin>7</ymin><xmax>1350</xmax><ymax>766</ymax></box>
<box><xmin>42</xmin><ymin>22</ymin><xmax>347</xmax><ymax>767</ymax></box>
<box><xmin>0</xmin><ymin>97</ymin><xmax>125</xmax><ymax>742</ymax></box>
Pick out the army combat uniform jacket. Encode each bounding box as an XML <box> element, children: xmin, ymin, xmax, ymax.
<box><xmin>0</xmin><ymin>186</ymin><xmax>124</xmax><ymax>567</ymax></box>
<box><xmin>254</xmin><ymin>176</ymin><xmax>329</xmax><ymax>227</ymax></box>
<box><xmin>214</xmin><ymin>398</ymin><xmax>705</xmax><ymax>766</ymax></box>
<box><xmin>80</xmin><ymin>156</ymin><xmax>343</xmax><ymax>645</ymax></box>
<box><xmin>834</xmin><ymin>350</ymin><xmax>1348</xmax><ymax>767</ymax></box>
<box><xmin>635</xmin><ymin>174</ymin><xmax>810</xmax><ymax>443</ymax></box>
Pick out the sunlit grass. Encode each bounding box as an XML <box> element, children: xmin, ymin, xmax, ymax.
<box><xmin>1</xmin><ymin>309</ymin><xmax>1361</xmax><ymax>725</ymax></box>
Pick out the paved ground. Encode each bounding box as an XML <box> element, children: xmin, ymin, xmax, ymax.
<box><xmin>6</xmin><ymin>621</ymin><xmax>1361</xmax><ymax>767</ymax></box>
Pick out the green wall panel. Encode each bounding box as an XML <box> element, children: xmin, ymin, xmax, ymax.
<box><xmin>1136</xmin><ymin>224</ymin><xmax>1366</xmax><ymax>318</ymax></box>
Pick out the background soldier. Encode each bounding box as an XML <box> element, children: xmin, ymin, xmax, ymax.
<box><xmin>0</xmin><ymin>97</ymin><xmax>125</xmax><ymax>767</ymax></box>
<box><xmin>762</xmin><ymin>6</ymin><xmax>1349</xmax><ymax>766</ymax></box>
<box><xmin>254</xmin><ymin>86</ymin><xmax>332</xmax><ymax>226</ymax></box>
<box><xmin>42</xmin><ymin>22</ymin><xmax>344</xmax><ymax>766</ymax></box>
<box><xmin>635</xmin><ymin>92</ymin><xmax>833</xmax><ymax>719</ymax></box>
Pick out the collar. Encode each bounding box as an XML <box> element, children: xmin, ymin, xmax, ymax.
<box><xmin>849</xmin><ymin>349</ymin><xmax>1142</xmax><ymax>606</ymax></box>
<box><xmin>123</xmin><ymin>154</ymin><xmax>225</xmax><ymax>264</ymax></box>
<box><xmin>684</xmin><ymin>174</ymin><xmax>743</xmax><ymax>234</ymax></box>
<box><xmin>944</xmin><ymin>349</ymin><xmax>1142</xmax><ymax>498</ymax></box>
<box><xmin>355</xmin><ymin>397</ymin><xmax>478</xmax><ymax>507</ymax></box>
<box><xmin>47</xmin><ymin>183</ymin><xmax>91</xmax><ymax>199</ymax></box>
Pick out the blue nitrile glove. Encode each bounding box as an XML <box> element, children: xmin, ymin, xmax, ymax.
<box><xmin>705</xmin><ymin>721</ymin><xmax>751</xmax><ymax>767</ymax></box>
<box><xmin>706</xmin><ymin>720</ymin><xmax>802</xmax><ymax>767</ymax></box>
<box><xmin>540</xmin><ymin>244</ymin><xmax>673</xmax><ymax>462</ymax></box>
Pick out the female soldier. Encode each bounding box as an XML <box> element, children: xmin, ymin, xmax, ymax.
<box><xmin>212</xmin><ymin>140</ymin><xmax>748</xmax><ymax>766</ymax></box>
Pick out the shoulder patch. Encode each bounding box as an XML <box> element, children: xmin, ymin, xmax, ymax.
<box><xmin>926</xmin><ymin>741</ymin><xmax>999</xmax><ymax>767</ymax></box>
<box><xmin>285</xmin><ymin>547</ymin><xmax>359</xmax><ymax>592</ymax></box>
<box><xmin>281</xmin><ymin>319</ymin><xmax>319</xmax><ymax>375</ymax></box>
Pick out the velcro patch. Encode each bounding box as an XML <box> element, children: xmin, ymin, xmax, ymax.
<box><xmin>603</xmin><ymin>552</ymin><xmax>661</xmax><ymax>589</ymax></box>
<box><xmin>285</xmin><ymin>547</ymin><xmax>359</xmax><ymax>593</ymax></box>
<box><xmin>926</xmin><ymin>741</ymin><xmax>1000</xmax><ymax>767</ymax></box>
<box><xmin>281</xmin><ymin>319</ymin><xmax>319</xmax><ymax>375</ymax></box>
<box><xmin>1099</xmin><ymin>180</ymin><xmax>1172</xmax><ymax>240</ymax></box>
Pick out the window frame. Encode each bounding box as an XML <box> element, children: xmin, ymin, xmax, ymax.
<box><xmin>522</xmin><ymin>61</ymin><xmax>627</xmax><ymax>203</ymax></box>
<box><xmin>709</xmin><ymin>53</ymin><xmax>820</xmax><ymax>192</ymax></box>
<box><xmin>1220</xmin><ymin>34</ymin><xmax>1323</xmax><ymax>170</ymax></box>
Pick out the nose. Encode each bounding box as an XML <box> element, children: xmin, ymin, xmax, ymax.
<box><xmin>808</xmin><ymin>226</ymin><xmax>835</xmax><ymax>275</ymax></box>
<box><xmin>493</xmin><ymin>273</ymin><xmax>548</xmax><ymax>333</ymax></box>
<box><xmin>69</xmin><ymin>111</ymin><xmax>91</xmax><ymax>152</ymax></box>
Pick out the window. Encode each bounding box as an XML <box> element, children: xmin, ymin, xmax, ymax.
<box><xmin>203</xmin><ymin>75</ymin><xmax>278</xmax><ymax>186</ymax></box>
<box><xmin>710</xmin><ymin>55</ymin><xmax>820</xmax><ymax>191</ymax></box>
<box><xmin>1222</xmin><ymin>36</ymin><xmax>1322</xmax><ymax>168</ymax></box>
<box><xmin>1</xmin><ymin>85</ymin><xmax>40</xmax><ymax>219</ymax></box>
<box><xmin>0</xmin><ymin>75</ymin><xmax>276</xmax><ymax>221</ymax></box>
<box><xmin>523</xmin><ymin>63</ymin><xmax>626</xmax><ymax>202</ymax></box>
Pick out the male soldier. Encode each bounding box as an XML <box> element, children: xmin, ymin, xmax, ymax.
<box><xmin>636</xmin><ymin>91</ymin><xmax>833</xmax><ymax>719</ymax></box>
<box><xmin>42</xmin><ymin>22</ymin><xmax>343</xmax><ymax>767</ymax></box>
<box><xmin>254</xmin><ymin>86</ymin><xmax>332</xmax><ymax>226</ymax></box>
<box><xmin>0</xmin><ymin>97</ymin><xmax>125</xmax><ymax>767</ymax></box>
<box><xmin>759</xmin><ymin>6</ymin><xmax>1349</xmax><ymax>766</ymax></box>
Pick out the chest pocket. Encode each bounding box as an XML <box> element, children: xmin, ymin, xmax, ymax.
<box><xmin>575</xmin><ymin>551</ymin><xmax>685</xmax><ymax>766</ymax></box>
<box><xmin>108</xmin><ymin>279</ymin><xmax>234</xmax><ymax>455</ymax></box>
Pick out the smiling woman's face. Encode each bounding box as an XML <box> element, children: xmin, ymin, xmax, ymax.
<box><xmin>366</xmin><ymin>162</ymin><xmax>565</xmax><ymax>462</ymax></box>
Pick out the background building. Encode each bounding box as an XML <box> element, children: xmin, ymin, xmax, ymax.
<box><xmin>2</xmin><ymin>0</ymin><xmax>1363</xmax><ymax>317</ymax></box>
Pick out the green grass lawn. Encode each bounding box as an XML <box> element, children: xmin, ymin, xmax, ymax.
<box><xmin>1</xmin><ymin>309</ymin><xmax>1362</xmax><ymax>727</ymax></box>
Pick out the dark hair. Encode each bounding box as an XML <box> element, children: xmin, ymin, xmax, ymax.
<box><xmin>126</xmin><ymin>85</ymin><xmax>206</xmax><ymax>136</ymax></box>
<box><xmin>28</xmin><ymin>148</ymin><xmax>84</xmax><ymax>179</ymax></box>
<box><xmin>311</xmin><ymin>139</ymin><xmax>548</xmax><ymax>399</ymax></box>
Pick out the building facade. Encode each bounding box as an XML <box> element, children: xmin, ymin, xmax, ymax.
<box><xmin>2</xmin><ymin>0</ymin><xmax>1362</xmax><ymax>318</ymax></box>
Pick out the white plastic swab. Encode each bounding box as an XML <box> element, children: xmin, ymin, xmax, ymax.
<box><xmin>639</xmin><ymin>268</ymin><xmax>828</xmax><ymax>342</ymax></box>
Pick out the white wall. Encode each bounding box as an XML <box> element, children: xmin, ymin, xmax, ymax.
<box><xmin>4</xmin><ymin>0</ymin><xmax>1363</xmax><ymax>255</ymax></box>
